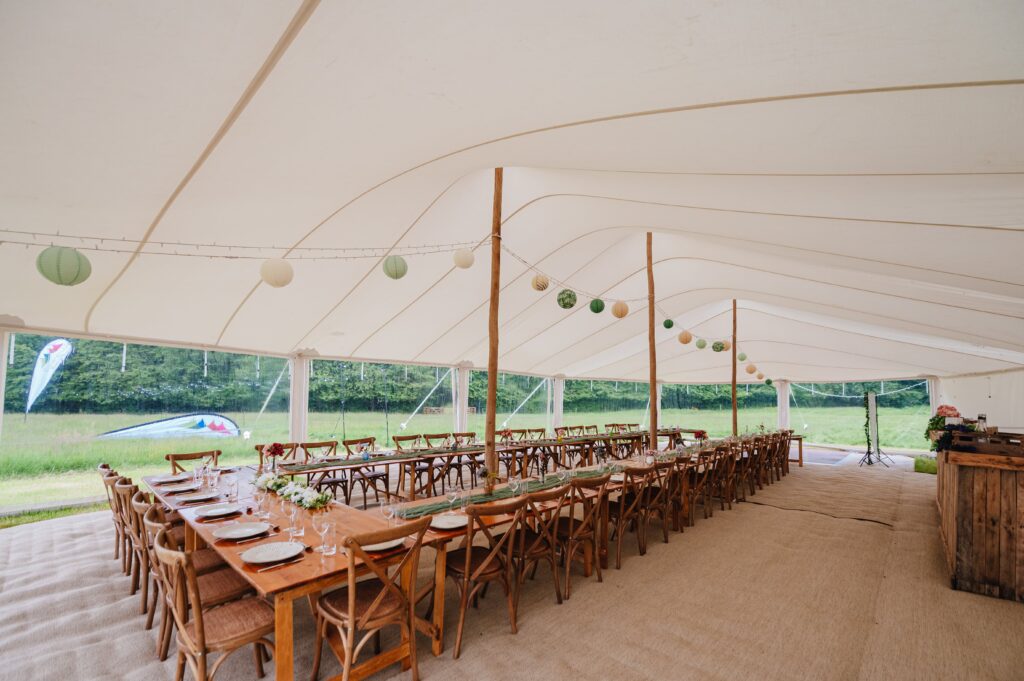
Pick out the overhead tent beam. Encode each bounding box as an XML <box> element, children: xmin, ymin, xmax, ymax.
<box><xmin>288</xmin><ymin>355</ymin><xmax>310</xmax><ymax>443</ymax></box>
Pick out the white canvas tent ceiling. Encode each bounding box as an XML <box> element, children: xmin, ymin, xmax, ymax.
<box><xmin>1</xmin><ymin>0</ymin><xmax>1022</xmax><ymax>383</ymax></box>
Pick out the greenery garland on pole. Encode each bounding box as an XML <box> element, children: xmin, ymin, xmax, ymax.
<box><xmin>863</xmin><ymin>392</ymin><xmax>872</xmax><ymax>455</ymax></box>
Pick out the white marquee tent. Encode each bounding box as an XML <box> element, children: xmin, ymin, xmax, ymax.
<box><xmin>1</xmin><ymin>1</ymin><xmax>1022</xmax><ymax>428</ymax></box>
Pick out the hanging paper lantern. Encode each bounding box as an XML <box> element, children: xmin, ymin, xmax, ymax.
<box><xmin>745</xmin><ymin>363</ymin><xmax>757</xmax><ymax>374</ymax></box>
<box><xmin>589</xmin><ymin>298</ymin><xmax>605</xmax><ymax>313</ymax></box>
<box><xmin>695</xmin><ymin>338</ymin><xmax>707</xmax><ymax>349</ymax></box>
<box><xmin>382</xmin><ymin>255</ymin><xmax>408</xmax><ymax>279</ymax></box>
<box><xmin>531</xmin><ymin>274</ymin><xmax>549</xmax><ymax>291</ymax></box>
<box><xmin>259</xmin><ymin>258</ymin><xmax>293</xmax><ymax>288</ymax></box>
<box><xmin>756</xmin><ymin>372</ymin><xmax>764</xmax><ymax>380</ymax></box>
<box><xmin>611</xmin><ymin>301</ymin><xmax>629</xmax><ymax>318</ymax></box>
<box><xmin>662</xmin><ymin>319</ymin><xmax>674</xmax><ymax>329</ymax></box>
<box><xmin>722</xmin><ymin>340</ymin><xmax>731</xmax><ymax>351</ymax></box>
<box><xmin>36</xmin><ymin>246</ymin><xmax>91</xmax><ymax>286</ymax></box>
<box><xmin>677</xmin><ymin>330</ymin><xmax>693</xmax><ymax>345</ymax></box>
<box><xmin>737</xmin><ymin>352</ymin><xmax>747</xmax><ymax>362</ymax></box>
<box><xmin>765</xmin><ymin>378</ymin><xmax>774</xmax><ymax>386</ymax></box>
<box><xmin>452</xmin><ymin>248</ymin><xmax>474</xmax><ymax>269</ymax></box>
<box><xmin>712</xmin><ymin>341</ymin><xmax>725</xmax><ymax>352</ymax></box>
<box><xmin>557</xmin><ymin>289</ymin><xmax>577</xmax><ymax>309</ymax></box>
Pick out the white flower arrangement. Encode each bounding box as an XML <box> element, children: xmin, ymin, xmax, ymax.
<box><xmin>254</xmin><ymin>472</ymin><xmax>289</xmax><ymax>492</ymax></box>
<box><xmin>278</xmin><ymin>480</ymin><xmax>332</xmax><ymax>510</ymax></box>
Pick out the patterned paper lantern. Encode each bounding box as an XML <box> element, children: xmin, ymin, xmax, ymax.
<box><xmin>663</xmin><ymin>319</ymin><xmax>674</xmax><ymax>329</ymax></box>
<box><xmin>531</xmin><ymin>274</ymin><xmax>550</xmax><ymax>291</ymax></box>
<box><xmin>695</xmin><ymin>338</ymin><xmax>707</xmax><ymax>349</ymax></box>
<box><xmin>756</xmin><ymin>372</ymin><xmax>764</xmax><ymax>380</ymax></box>
<box><xmin>589</xmin><ymin>298</ymin><xmax>605</xmax><ymax>313</ymax></box>
<box><xmin>765</xmin><ymin>378</ymin><xmax>774</xmax><ymax>386</ymax></box>
<box><xmin>722</xmin><ymin>340</ymin><xmax>731</xmax><ymax>351</ymax></box>
<box><xmin>677</xmin><ymin>330</ymin><xmax>693</xmax><ymax>344</ymax></box>
<box><xmin>712</xmin><ymin>341</ymin><xmax>725</xmax><ymax>352</ymax></box>
<box><xmin>557</xmin><ymin>289</ymin><xmax>577</xmax><ymax>309</ymax></box>
<box><xmin>611</xmin><ymin>301</ymin><xmax>629</xmax><ymax>318</ymax></box>
<box><xmin>382</xmin><ymin>255</ymin><xmax>408</xmax><ymax>279</ymax></box>
<box><xmin>259</xmin><ymin>258</ymin><xmax>293</xmax><ymax>288</ymax></box>
<box><xmin>452</xmin><ymin>248</ymin><xmax>474</xmax><ymax>269</ymax></box>
<box><xmin>745</xmin><ymin>363</ymin><xmax>757</xmax><ymax>374</ymax></box>
<box><xmin>36</xmin><ymin>246</ymin><xmax>91</xmax><ymax>286</ymax></box>
<box><xmin>737</xmin><ymin>352</ymin><xmax>747</xmax><ymax>362</ymax></box>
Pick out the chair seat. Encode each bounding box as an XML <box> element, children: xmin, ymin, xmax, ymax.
<box><xmin>318</xmin><ymin>578</ymin><xmax>403</xmax><ymax>625</ymax></box>
<box><xmin>191</xmin><ymin>547</ymin><xmax>227</xmax><ymax>575</ymax></box>
<box><xmin>169</xmin><ymin>524</ymin><xmax>186</xmax><ymax>547</ymax></box>
<box><xmin>198</xmin><ymin>567</ymin><xmax>253</xmax><ymax>607</ymax></box>
<box><xmin>554</xmin><ymin>516</ymin><xmax>594</xmax><ymax>540</ymax></box>
<box><xmin>181</xmin><ymin>597</ymin><xmax>274</xmax><ymax>651</ymax></box>
<box><xmin>352</xmin><ymin>469</ymin><xmax>386</xmax><ymax>480</ymax></box>
<box><xmin>318</xmin><ymin>476</ymin><xmax>347</xmax><ymax>486</ymax></box>
<box><xmin>445</xmin><ymin>546</ymin><xmax>505</xmax><ymax>579</ymax></box>
<box><xmin>455</xmin><ymin>455</ymin><xmax>478</xmax><ymax>465</ymax></box>
<box><xmin>414</xmin><ymin>462</ymin><xmax>435</xmax><ymax>472</ymax></box>
<box><xmin>513</xmin><ymin>529</ymin><xmax>552</xmax><ymax>558</ymax></box>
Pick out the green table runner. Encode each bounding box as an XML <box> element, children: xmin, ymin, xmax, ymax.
<box><xmin>279</xmin><ymin>451</ymin><xmax>420</xmax><ymax>473</ymax></box>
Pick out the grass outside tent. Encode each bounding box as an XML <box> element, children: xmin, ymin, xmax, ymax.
<box><xmin>0</xmin><ymin>406</ymin><xmax>930</xmax><ymax>511</ymax></box>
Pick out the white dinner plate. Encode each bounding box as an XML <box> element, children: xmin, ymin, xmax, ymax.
<box><xmin>161</xmin><ymin>482</ymin><xmax>201</xmax><ymax>494</ymax></box>
<box><xmin>212</xmin><ymin>522</ymin><xmax>271</xmax><ymax>541</ymax></box>
<box><xmin>214</xmin><ymin>466</ymin><xmax>239</xmax><ymax>473</ymax></box>
<box><xmin>151</xmin><ymin>473</ymin><xmax>191</xmax><ymax>484</ymax></box>
<box><xmin>361</xmin><ymin>537</ymin><xmax>405</xmax><ymax>553</ymax></box>
<box><xmin>430</xmin><ymin>513</ymin><xmax>469</xmax><ymax>530</ymax></box>
<box><xmin>175</xmin><ymin>490</ymin><xmax>220</xmax><ymax>504</ymax></box>
<box><xmin>240</xmin><ymin>541</ymin><xmax>305</xmax><ymax>565</ymax></box>
<box><xmin>194</xmin><ymin>502</ymin><xmax>242</xmax><ymax>518</ymax></box>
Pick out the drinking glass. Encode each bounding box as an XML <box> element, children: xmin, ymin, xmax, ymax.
<box><xmin>507</xmin><ymin>478</ymin><xmax>521</xmax><ymax>496</ymax></box>
<box><xmin>287</xmin><ymin>505</ymin><xmax>305</xmax><ymax>538</ymax></box>
<box><xmin>311</xmin><ymin>513</ymin><xmax>331</xmax><ymax>553</ymax></box>
<box><xmin>254</xmin><ymin>490</ymin><xmax>270</xmax><ymax>521</ymax></box>
<box><xmin>380</xmin><ymin>502</ymin><xmax>397</xmax><ymax>526</ymax></box>
<box><xmin>223</xmin><ymin>476</ymin><xmax>238</xmax><ymax>502</ymax></box>
<box><xmin>193</xmin><ymin>465</ymin><xmax>206</xmax><ymax>487</ymax></box>
<box><xmin>320</xmin><ymin>523</ymin><xmax>337</xmax><ymax>557</ymax></box>
<box><xmin>206</xmin><ymin>468</ymin><xmax>221</xmax><ymax>490</ymax></box>
<box><xmin>446</xmin><ymin>488</ymin><xmax>459</xmax><ymax>514</ymax></box>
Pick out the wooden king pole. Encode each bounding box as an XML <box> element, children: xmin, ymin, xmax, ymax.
<box><xmin>731</xmin><ymin>298</ymin><xmax>738</xmax><ymax>436</ymax></box>
<box><xmin>484</xmin><ymin>168</ymin><xmax>503</xmax><ymax>492</ymax></box>
<box><xmin>647</xmin><ymin>232</ymin><xmax>658</xmax><ymax>450</ymax></box>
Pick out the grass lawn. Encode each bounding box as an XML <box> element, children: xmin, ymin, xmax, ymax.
<box><xmin>914</xmin><ymin>455</ymin><xmax>938</xmax><ymax>474</ymax></box>
<box><xmin>0</xmin><ymin>406</ymin><xmax>930</xmax><ymax>510</ymax></box>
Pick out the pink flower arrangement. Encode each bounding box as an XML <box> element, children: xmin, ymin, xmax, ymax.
<box><xmin>263</xmin><ymin>442</ymin><xmax>285</xmax><ymax>458</ymax></box>
<box><xmin>936</xmin><ymin>405</ymin><xmax>960</xmax><ymax>418</ymax></box>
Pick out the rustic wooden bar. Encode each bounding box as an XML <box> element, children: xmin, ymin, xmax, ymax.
<box><xmin>935</xmin><ymin>431</ymin><xmax>1024</xmax><ymax>602</ymax></box>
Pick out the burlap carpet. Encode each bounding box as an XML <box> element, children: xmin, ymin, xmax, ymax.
<box><xmin>2</xmin><ymin>459</ymin><xmax>1021</xmax><ymax>680</ymax></box>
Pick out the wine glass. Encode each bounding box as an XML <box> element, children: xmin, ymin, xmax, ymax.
<box><xmin>254</xmin><ymin>489</ymin><xmax>270</xmax><ymax>521</ymax></box>
<box><xmin>311</xmin><ymin>513</ymin><xmax>331</xmax><ymax>553</ymax></box>
<box><xmin>507</xmin><ymin>478</ymin><xmax>521</xmax><ymax>496</ymax></box>
<box><xmin>446</xmin><ymin>488</ymin><xmax>460</xmax><ymax>514</ymax></box>
<box><xmin>380</xmin><ymin>502</ymin><xmax>397</xmax><ymax>526</ymax></box>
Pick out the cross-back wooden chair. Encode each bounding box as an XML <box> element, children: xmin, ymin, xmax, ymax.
<box><xmin>527</xmin><ymin>428</ymin><xmax>546</xmax><ymax>440</ymax></box>
<box><xmin>447</xmin><ymin>496</ymin><xmax>528</xmax><ymax>659</ymax></box>
<box><xmin>393</xmin><ymin>434</ymin><xmax>422</xmax><ymax>451</ymax></box>
<box><xmin>582</xmin><ymin>425</ymin><xmax>598</xmax><ymax>434</ymax></box>
<box><xmin>166</xmin><ymin>450</ymin><xmax>220</xmax><ymax>474</ymax></box>
<box><xmin>669</xmin><ymin>454</ymin><xmax>694</xmax><ymax>531</ymax></box>
<box><xmin>129</xmin><ymin>490</ymin><xmax>156</xmax><ymax>617</ymax></box>
<box><xmin>451</xmin><ymin>431</ymin><xmax>482</xmax><ymax>487</ymax></box>
<box><xmin>514</xmin><ymin>484</ymin><xmax>570</xmax><ymax>605</ymax></box>
<box><xmin>643</xmin><ymin>460</ymin><xmax>676</xmax><ymax>545</ymax></box>
<box><xmin>508</xmin><ymin>429</ymin><xmax>528</xmax><ymax>441</ymax></box>
<box><xmin>608</xmin><ymin>465</ymin><xmax>655</xmax><ymax>568</ymax></box>
<box><xmin>153</xmin><ymin>529</ymin><xmax>274</xmax><ymax>681</ymax></box>
<box><xmin>310</xmin><ymin>516</ymin><xmax>431</xmax><ymax>681</ymax></box>
<box><xmin>421</xmin><ymin>433</ymin><xmax>451</xmax><ymax>447</ymax></box>
<box><xmin>605</xmin><ymin>423</ymin><xmax>625</xmax><ymax>434</ymax></box>
<box><xmin>554</xmin><ymin>426</ymin><xmax>570</xmax><ymax>437</ymax></box>
<box><xmin>704</xmin><ymin>446</ymin><xmax>735</xmax><ymax>517</ymax></box>
<box><xmin>114</xmin><ymin>478</ymin><xmax>141</xmax><ymax>584</ymax></box>
<box><xmin>343</xmin><ymin>436</ymin><xmax>388</xmax><ymax>509</ymax></box>
<box><xmin>301</xmin><ymin>440</ymin><xmax>346</xmax><ymax>501</ymax></box>
<box><xmin>556</xmin><ymin>472</ymin><xmax>611</xmax><ymax>599</ymax></box>
<box><xmin>253</xmin><ymin>442</ymin><xmax>300</xmax><ymax>466</ymax></box>
<box><xmin>569</xmin><ymin>425</ymin><xmax>586</xmax><ymax>436</ymax></box>
<box><xmin>102</xmin><ymin>470</ymin><xmax>127</xmax><ymax>566</ymax></box>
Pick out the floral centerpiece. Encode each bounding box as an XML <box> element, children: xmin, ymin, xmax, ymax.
<box><xmin>262</xmin><ymin>442</ymin><xmax>286</xmax><ymax>472</ymax></box>
<box><xmin>254</xmin><ymin>472</ymin><xmax>290</xmax><ymax>493</ymax></box>
<box><xmin>278</xmin><ymin>480</ymin><xmax>333</xmax><ymax>510</ymax></box>
<box><xmin>693</xmin><ymin>430</ymin><xmax>708</xmax><ymax>441</ymax></box>
<box><xmin>926</xmin><ymin>405</ymin><xmax>973</xmax><ymax>452</ymax></box>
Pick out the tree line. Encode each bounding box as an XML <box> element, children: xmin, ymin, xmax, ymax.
<box><xmin>2</xmin><ymin>334</ymin><xmax>927</xmax><ymax>415</ymax></box>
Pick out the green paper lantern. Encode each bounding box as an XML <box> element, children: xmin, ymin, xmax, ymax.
<box><xmin>695</xmin><ymin>338</ymin><xmax>707</xmax><ymax>349</ymax></box>
<box><xmin>36</xmin><ymin>246</ymin><xmax>91</xmax><ymax>286</ymax></box>
<box><xmin>557</xmin><ymin>289</ymin><xmax>577</xmax><ymax>309</ymax></box>
<box><xmin>382</xmin><ymin>255</ymin><xmax>408</xmax><ymax>279</ymax></box>
<box><xmin>589</xmin><ymin>298</ymin><xmax>605</xmax><ymax>313</ymax></box>
<box><xmin>712</xmin><ymin>341</ymin><xmax>725</xmax><ymax>352</ymax></box>
<box><xmin>737</xmin><ymin>352</ymin><xmax>747</xmax><ymax>362</ymax></box>
<box><xmin>765</xmin><ymin>378</ymin><xmax>774</xmax><ymax>386</ymax></box>
<box><xmin>662</xmin><ymin>319</ymin><xmax>674</xmax><ymax>329</ymax></box>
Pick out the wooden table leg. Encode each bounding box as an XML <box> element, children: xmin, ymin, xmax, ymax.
<box><xmin>274</xmin><ymin>593</ymin><xmax>294</xmax><ymax>681</ymax></box>
<box><xmin>799</xmin><ymin>438</ymin><xmax>804</xmax><ymax>467</ymax></box>
<box><xmin>431</xmin><ymin>543</ymin><xmax>447</xmax><ymax>656</ymax></box>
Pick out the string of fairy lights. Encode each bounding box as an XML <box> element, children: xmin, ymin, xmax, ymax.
<box><xmin>10</xmin><ymin>228</ymin><xmax>773</xmax><ymax>385</ymax></box>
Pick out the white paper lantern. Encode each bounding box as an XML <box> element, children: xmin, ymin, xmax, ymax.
<box><xmin>260</xmin><ymin>258</ymin><xmax>293</xmax><ymax>288</ymax></box>
<box><xmin>611</xmin><ymin>301</ymin><xmax>629</xmax><ymax>318</ymax></box>
<box><xmin>36</xmin><ymin>246</ymin><xmax>91</xmax><ymax>286</ymax></box>
<box><xmin>383</xmin><ymin>255</ymin><xmax>408</xmax><ymax>280</ymax></box>
<box><xmin>745</xmin><ymin>364</ymin><xmax>757</xmax><ymax>375</ymax></box>
<box><xmin>452</xmin><ymin>248</ymin><xmax>474</xmax><ymax>269</ymax></box>
<box><xmin>531</xmin><ymin>274</ymin><xmax>550</xmax><ymax>291</ymax></box>
<box><xmin>677</xmin><ymin>330</ymin><xmax>693</xmax><ymax>345</ymax></box>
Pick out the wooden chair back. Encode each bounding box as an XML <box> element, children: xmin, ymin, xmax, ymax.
<box><xmin>393</xmin><ymin>434</ymin><xmax>422</xmax><ymax>451</ymax></box>
<box><xmin>113</xmin><ymin>478</ymin><xmax>139</xmax><ymax>536</ymax></box>
<box><xmin>523</xmin><ymin>484</ymin><xmax>570</xmax><ymax>556</ymax></box>
<box><xmin>462</xmin><ymin>497</ymin><xmax>528</xmax><ymax>582</ymax></box>
<box><xmin>625</xmin><ymin>424</ymin><xmax>640</xmax><ymax>432</ymax></box>
<box><xmin>152</xmin><ymin>529</ymin><xmax>207</xmax><ymax>659</ymax></box>
<box><xmin>342</xmin><ymin>437</ymin><xmax>376</xmax><ymax>457</ymax></box>
<box><xmin>527</xmin><ymin>428</ymin><xmax>546</xmax><ymax>440</ymax></box>
<box><xmin>102</xmin><ymin>470</ymin><xmax>122</xmax><ymax>514</ymax></box>
<box><xmin>618</xmin><ymin>465</ymin><xmax>655</xmax><ymax>521</ymax></box>
<box><xmin>422</xmin><ymin>433</ymin><xmax>451</xmax><ymax>447</ymax></box>
<box><xmin>339</xmin><ymin>516</ymin><xmax>432</xmax><ymax>631</ymax></box>
<box><xmin>509</xmin><ymin>429</ymin><xmax>528</xmax><ymax>441</ymax></box>
<box><xmin>300</xmin><ymin>441</ymin><xmax>338</xmax><ymax>461</ymax></box>
<box><xmin>254</xmin><ymin>442</ymin><xmax>300</xmax><ymax>465</ymax></box>
<box><xmin>554</xmin><ymin>426</ymin><xmax>569</xmax><ymax>437</ymax></box>
<box><xmin>582</xmin><ymin>425</ymin><xmax>598</xmax><ymax>434</ymax></box>
<box><xmin>452</xmin><ymin>432</ymin><xmax>476</xmax><ymax>446</ymax></box>
<box><xmin>165</xmin><ymin>450</ymin><xmax>220</xmax><ymax>474</ymax></box>
<box><xmin>566</xmin><ymin>473</ymin><xmax>611</xmax><ymax>540</ymax></box>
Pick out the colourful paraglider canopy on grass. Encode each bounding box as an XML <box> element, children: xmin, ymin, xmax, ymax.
<box><xmin>97</xmin><ymin>413</ymin><xmax>240</xmax><ymax>440</ymax></box>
